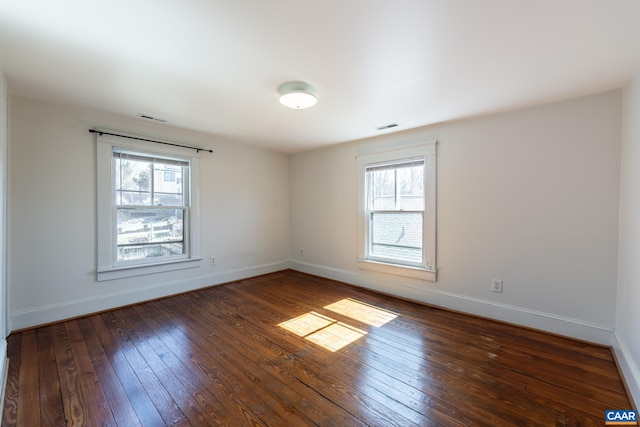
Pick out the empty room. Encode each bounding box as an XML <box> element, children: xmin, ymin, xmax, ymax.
<box><xmin>0</xmin><ymin>1</ymin><xmax>639</xmax><ymax>426</ymax></box>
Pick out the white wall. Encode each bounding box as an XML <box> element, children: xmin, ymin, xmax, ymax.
<box><xmin>0</xmin><ymin>69</ymin><xmax>8</xmax><ymax>393</ymax></box>
<box><xmin>291</xmin><ymin>91</ymin><xmax>622</xmax><ymax>344</ymax></box>
<box><xmin>616</xmin><ymin>67</ymin><xmax>640</xmax><ymax>407</ymax></box>
<box><xmin>8</xmin><ymin>96</ymin><xmax>290</xmax><ymax>330</ymax></box>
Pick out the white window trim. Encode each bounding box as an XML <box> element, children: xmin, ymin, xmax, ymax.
<box><xmin>96</xmin><ymin>133</ymin><xmax>201</xmax><ymax>281</ymax></box>
<box><xmin>357</xmin><ymin>140</ymin><xmax>437</xmax><ymax>282</ymax></box>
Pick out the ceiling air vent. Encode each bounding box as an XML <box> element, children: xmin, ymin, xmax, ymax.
<box><xmin>137</xmin><ymin>113</ymin><xmax>167</xmax><ymax>123</ymax></box>
<box><xmin>375</xmin><ymin>123</ymin><xmax>399</xmax><ymax>131</ymax></box>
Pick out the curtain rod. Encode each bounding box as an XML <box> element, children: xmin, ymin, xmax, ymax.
<box><xmin>89</xmin><ymin>129</ymin><xmax>213</xmax><ymax>153</ymax></box>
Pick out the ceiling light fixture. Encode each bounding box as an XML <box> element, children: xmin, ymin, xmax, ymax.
<box><xmin>278</xmin><ymin>81</ymin><xmax>317</xmax><ymax>109</ymax></box>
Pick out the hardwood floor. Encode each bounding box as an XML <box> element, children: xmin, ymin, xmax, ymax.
<box><xmin>1</xmin><ymin>270</ymin><xmax>632</xmax><ymax>426</ymax></box>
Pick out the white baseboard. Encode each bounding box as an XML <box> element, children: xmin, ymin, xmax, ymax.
<box><xmin>290</xmin><ymin>260</ymin><xmax>614</xmax><ymax>346</ymax></box>
<box><xmin>612</xmin><ymin>334</ymin><xmax>640</xmax><ymax>409</ymax></box>
<box><xmin>10</xmin><ymin>261</ymin><xmax>290</xmax><ymax>331</ymax></box>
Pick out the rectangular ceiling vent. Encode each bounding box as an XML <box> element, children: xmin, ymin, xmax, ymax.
<box><xmin>375</xmin><ymin>123</ymin><xmax>399</xmax><ymax>131</ymax></box>
<box><xmin>137</xmin><ymin>113</ymin><xmax>167</xmax><ymax>123</ymax></box>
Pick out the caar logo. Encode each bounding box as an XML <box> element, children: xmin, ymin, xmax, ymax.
<box><xmin>606</xmin><ymin>410</ymin><xmax>638</xmax><ymax>425</ymax></box>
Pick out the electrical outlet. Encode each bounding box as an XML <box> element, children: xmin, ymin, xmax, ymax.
<box><xmin>300</xmin><ymin>248</ymin><xmax>304</xmax><ymax>257</ymax></box>
<box><xmin>491</xmin><ymin>279</ymin><xmax>503</xmax><ymax>293</ymax></box>
<box><xmin>210</xmin><ymin>256</ymin><xmax>216</xmax><ymax>266</ymax></box>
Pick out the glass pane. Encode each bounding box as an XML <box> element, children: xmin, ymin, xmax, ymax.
<box><xmin>153</xmin><ymin>163</ymin><xmax>184</xmax><ymax>206</ymax></box>
<box><xmin>116</xmin><ymin>208</ymin><xmax>185</xmax><ymax>262</ymax></box>
<box><xmin>115</xmin><ymin>157</ymin><xmax>152</xmax><ymax>205</ymax></box>
<box><xmin>397</xmin><ymin>165</ymin><xmax>424</xmax><ymax>210</ymax></box>
<box><xmin>117</xmin><ymin>242</ymin><xmax>185</xmax><ymax>262</ymax></box>
<box><xmin>369</xmin><ymin>169</ymin><xmax>395</xmax><ymax>210</ymax></box>
<box><xmin>370</xmin><ymin>212</ymin><xmax>422</xmax><ymax>263</ymax></box>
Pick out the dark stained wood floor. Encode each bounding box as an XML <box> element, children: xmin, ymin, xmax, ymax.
<box><xmin>1</xmin><ymin>270</ymin><xmax>632</xmax><ymax>426</ymax></box>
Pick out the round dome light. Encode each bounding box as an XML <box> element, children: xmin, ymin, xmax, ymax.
<box><xmin>278</xmin><ymin>81</ymin><xmax>317</xmax><ymax>109</ymax></box>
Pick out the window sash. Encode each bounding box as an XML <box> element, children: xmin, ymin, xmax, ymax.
<box><xmin>114</xmin><ymin>148</ymin><xmax>190</xmax><ymax>208</ymax></box>
<box><xmin>366</xmin><ymin>160</ymin><xmax>424</xmax><ymax>212</ymax></box>
<box><xmin>368</xmin><ymin>210</ymin><xmax>424</xmax><ymax>266</ymax></box>
<box><xmin>115</xmin><ymin>206</ymin><xmax>189</xmax><ymax>262</ymax></box>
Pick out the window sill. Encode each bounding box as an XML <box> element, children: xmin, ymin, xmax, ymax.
<box><xmin>357</xmin><ymin>259</ymin><xmax>437</xmax><ymax>282</ymax></box>
<box><xmin>97</xmin><ymin>258</ymin><xmax>202</xmax><ymax>282</ymax></box>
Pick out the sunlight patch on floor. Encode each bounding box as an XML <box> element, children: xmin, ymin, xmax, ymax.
<box><xmin>278</xmin><ymin>298</ymin><xmax>399</xmax><ymax>352</ymax></box>
<box><xmin>306</xmin><ymin>322</ymin><xmax>367</xmax><ymax>352</ymax></box>
<box><xmin>279</xmin><ymin>311</ymin><xmax>335</xmax><ymax>337</ymax></box>
<box><xmin>324</xmin><ymin>298</ymin><xmax>398</xmax><ymax>327</ymax></box>
<box><xmin>278</xmin><ymin>311</ymin><xmax>367</xmax><ymax>352</ymax></box>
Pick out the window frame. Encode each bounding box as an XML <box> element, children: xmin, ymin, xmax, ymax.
<box><xmin>357</xmin><ymin>141</ymin><xmax>437</xmax><ymax>281</ymax></box>
<box><xmin>96</xmin><ymin>133</ymin><xmax>201</xmax><ymax>281</ymax></box>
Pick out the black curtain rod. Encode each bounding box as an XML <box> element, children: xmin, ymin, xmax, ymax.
<box><xmin>88</xmin><ymin>129</ymin><xmax>213</xmax><ymax>153</ymax></box>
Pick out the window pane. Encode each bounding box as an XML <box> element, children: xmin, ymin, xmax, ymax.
<box><xmin>153</xmin><ymin>162</ymin><xmax>185</xmax><ymax>206</ymax></box>
<box><xmin>397</xmin><ymin>165</ymin><xmax>424</xmax><ymax>210</ymax></box>
<box><xmin>369</xmin><ymin>169</ymin><xmax>395</xmax><ymax>210</ymax></box>
<box><xmin>115</xmin><ymin>158</ymin><xmax>152</xmax><ymax>205</ymax></box>
<box><xmin>370</xmin><ymin>212</ymin><xmax>422</xmax><ymax>263</ymax></box>
<box><xmin>368</xmin><ymin>162</ymin><xmax>424</xmax><ymax>211</ymax></box>
<box><xmin>116</xmin><ymin>208</ymin><xmax>185</xmax><ymax>262</ymax></box>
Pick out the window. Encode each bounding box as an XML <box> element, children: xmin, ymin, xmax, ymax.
<box><xmin>357</xmin><ymin>141</ymin><xmax>437</xmax><ymax>281</ymax></box>
<box><xmin>114</xmin><ymin>150</ymin><xmax>188</xmax><ymax>263</ymax></box>
<box><xmin>97</xmin><ymin>133</ymin><xmax>201</xmax><ymax>281</ymax></box>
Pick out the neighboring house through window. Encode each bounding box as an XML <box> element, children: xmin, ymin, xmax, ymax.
<box><xmin>357</xmin><ymin>140</ymin><xmax>437</xmax><ymax>281</ymax></box>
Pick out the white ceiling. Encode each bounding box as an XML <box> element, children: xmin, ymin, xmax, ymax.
<box><xmin>2</xmin><ymin>1</ymin><xmax>640</xmax><ymax>153</ymax></box>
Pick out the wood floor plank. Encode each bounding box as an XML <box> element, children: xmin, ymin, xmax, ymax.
<box><xmin>50</xmin><ymin>322</ymin><xmax>90</xmax><ymax>426</ymax></box>
<box><xmin>2</xmin><ymin>270</ymin><xmax>633</xmax><ymax>426</ymax></box>
<box><xmin>2</xmin><ymin>334</ymin><xmax>21</xmax><ymax>427</ymax></box>
<box><xmin>63</xmin><ymin>320</ymin><xmax>116</xmax><ymax>426</ymax></box>
<box><xmin>16</xmin><ymin>331</ymin><xmax>40</xmax><ymax>427</ymax></box>
<box><xmin>36</xmin><ymin>327</ymin><xmax>66</xmax><ymax>426</ymax></box>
